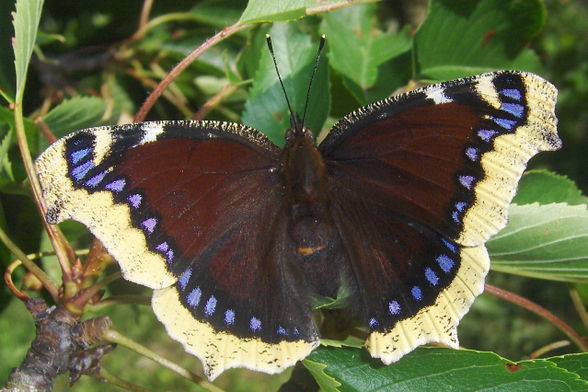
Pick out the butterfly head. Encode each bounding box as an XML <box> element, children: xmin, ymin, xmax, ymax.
<box><xmin>285</xmin><ymin>113</ymin><xmax>314</xmax><ymax>144</ymax></box>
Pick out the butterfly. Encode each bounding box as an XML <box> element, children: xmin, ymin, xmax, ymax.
<box><xmin>35</xmin><ymin>69</ymin><xmax>560</xmax><ymax>380</ymax></box>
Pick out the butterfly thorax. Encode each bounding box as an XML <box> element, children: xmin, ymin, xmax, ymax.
<box><xmin>280</xmin><ymin>125</ymin><xmax>333</xmax><ymax>256</ymax></box>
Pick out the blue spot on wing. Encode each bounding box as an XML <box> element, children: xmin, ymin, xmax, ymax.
<box><xmin>224</xmin><ymin>309</ymin><xmax>235</xmax><ymax>325</ymax></box>
<box><xmin>478</xmin><ymin>129</ymin><xmax>499</xmax><ymax>142</ymax></box>
<box><xmin>84</xmin><ymin>170</ymin><xmax>108</xmax><ymax>187</ymax></box>
<box><xmin>70</xmin><ymin>148</ymin><xmax>92</xmax><ymax>165</ymax></box>
<box><xmin>187</xmin><ymin>287</ymin><xmax>201</xmax><ymax>307</ymax></box>
<box><xmin>491</xmin><ymin>117</ymin><xmax>517</xmax><ymax>130</ymax></box>
<box><xmin>500</xmin><ymin>88</ymin><xmax>522</xmax><ymax>101</ymax></box>
<box><xmin>441</xmin><ymin>238</ymin><xmax>458</xmax><ymax>253</ymax></box>
<box><xmin>436</xmin><ymin>254</ymin><xmax>455</xmax><ymax>273</ymax></box>
<box><xmin>388</xmin><ymin>300</ymin><xmax>401</xmax><ymax>315</ymax></box>
<box><xmin>425</xmin><ymin>268</ymin><xmax>439</xmax><ymax>286</ymax></box>
<box><xmin>204</xmin><ymin>296</ymin><xmax>217</xmax><ymax>316</ymax></box>
<box><xmin>501</xmin><ymin>102</ymin><xmax>525</xmax><ymax>118</ymax></box>
<box><xmin>250</xmin><ymin>317</ymin><xmax>262</xmax><ymax>332</ymax></box>
<box><xmin>178</xmin><ymin>268</ymin><xmax>191</xmax><ymax>291</ymax></box>
<box><xmin>411</xmin><ymin>286</ymin><xmax>423</xmax><ymax>301</ymax></box>
<box><xmin>71</xmin><ymin>160</ymin><xmax>95</xmax><ymax>183</ymax></box>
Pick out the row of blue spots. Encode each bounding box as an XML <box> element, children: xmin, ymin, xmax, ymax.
<box><xmin>369</xmin><ymin>240</ymin><xmax>459</xmax><ymax>329</ymax></box>
<box><xmin>277</xmin><ymin>325</ymin><xmax>301</xmax><ymax>337</ymax></box>
<box><xmin>156</xmin><ymin>242</ymin><xmax>175</xmax><ymax>264</ymax></box>
<box><xmin>179</xmin><ymin>276</ymin><xmax>267</xmax><ymax>333</ymax></box>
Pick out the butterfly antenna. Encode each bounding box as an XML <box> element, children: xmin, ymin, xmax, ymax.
<box><xmin>266</xmin><ymin>35</ymin><xmax>296</xmax><ymax>126</ymax></box>
<box><xmin>301</xmin><ymin>34</ymin><xmax>326</xmax><ymax>127</ymax></box>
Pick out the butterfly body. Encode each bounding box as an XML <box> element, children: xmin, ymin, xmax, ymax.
<box><xmin>35</xmin><ymin>71</ymin><xmax>560</xmax><ymax>380</ymax></box>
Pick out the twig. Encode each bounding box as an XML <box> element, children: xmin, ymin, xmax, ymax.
<box><xmin>72</xmin><ymin>272</ymin><xmax>122</xmax><ymax>310</ymax></box>
<box><xmin>134</xmin><ymin>22</ymin><xmax>248</xmax><ymax>122</ymax></box>
<box><xmin>485</xmin><ymin>283</ymin><xmax>588</xmax><ymax>351</ymax></box>
<box><xmin>0</xmin><ymin>226</ymin><xmax>59</xmax><ymax>301</ymax></box>
<box><xmin>13</xmin><ymin>98</ymin><xmax>75</xmax><ymax>286</ymax></box>
<box><xmin>568</xmin><ymin>283</ymin><xmax>588</xmax><ymax>331</ymax></box>
<box><xmin>4</xmin><ymin>259</ymin><xmax>30</xmax><ymax>301</ymax></box>
<box><xmin>103</xmin><ymin>329</ymin><xmax>225</xmax><ymax>392</ymax></box>
<box><xmin>137</xmin><ymin>0</ymin><xmax>154</xmax><ymax>34</ymax></box>
<box><xmin>192</xmin><ymin>82</ymin><xmax>239</xmax><ymax>120</ymax></box>
<box><xmin>527</xmin><ymin>340</ymin><xmax>570</xmax><ymax>359</ymax></box>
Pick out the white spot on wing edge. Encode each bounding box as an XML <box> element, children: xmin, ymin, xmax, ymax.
<box><xmin>424</xmin><ymin>86</ymin><xmax>452</xmax><ymax>104</ymax></box>
<box><xmin>474</xmin><ymin>74</ymin><xmax>502</xmax><ymax>109</ymax></box>
<box><xmin>140</xmin><ymin>122</ymin><xmax>165</xmax><ymax>144</ymax></box>
<box><xmin>92</xmin><ymin>129</ymin><xmax>115</xmax><ymax>166</ymax></box>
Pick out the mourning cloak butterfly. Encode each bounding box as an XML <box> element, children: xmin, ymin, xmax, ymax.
<box><xmin>35</xmin><ymin>67</ymin><xmax>559</xmax><ymax>379</ymax></box>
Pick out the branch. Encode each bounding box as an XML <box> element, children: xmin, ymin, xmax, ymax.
<box><xmin>485</xmin><ymin>283</ymin><xmax>588</xmax><ymax>351</ymax></box>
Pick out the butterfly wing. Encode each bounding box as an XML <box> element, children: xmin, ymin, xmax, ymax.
<box><xmin>35</xmin><ymin>120</ymin><xmax>319</xmax><ymax>379</ymax></box>
<box><xmin>319</xmin><ymin>71</ymin><xmax>560</xmax><ymax>363</ymax></box>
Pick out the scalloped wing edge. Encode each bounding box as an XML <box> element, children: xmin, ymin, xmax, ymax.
<box><xmin>152</xmin><ymin>286</ymin><xmax>320</xmax><ymax>380</ymax></box>
<box><xmin>366</xmin><ymin>244</ymin><xmax>489</xmax><ymax>363</ymax></box>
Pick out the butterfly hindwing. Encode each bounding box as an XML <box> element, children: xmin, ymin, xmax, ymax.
<box><xmin>320</xmin><ymin>71</ymin><xmax>559</xmax><ymax>361</ymax></box>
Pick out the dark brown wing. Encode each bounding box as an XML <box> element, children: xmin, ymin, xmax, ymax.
<box><xmin>319</xmin><ymin>71</ymin><xmax>559</xmax><ymax>363</ymax></box>
<box><xmin>35</xmin><ymin>120</ymin><xmax>319</xmax><ymax>379</ymax></box>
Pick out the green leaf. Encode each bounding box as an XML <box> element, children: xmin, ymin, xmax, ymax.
<box><xmin>550</xmin><ymin>353</ymin><xmax>588</xmax><ymax>380</ymax></box>
<box><xmin>304</xmin><ymin>346</ymin><xmax>588</xmax><ymax>392</ymax></box>
<box><xmin>0</xmin><ymin>106</ymin><xmax>38</xmax><ymax>194</ymax></box>
<box><xmin>240</xmin><ymin>0</ymin><xmax>371</xmax><ymax>24</ymax></box>
<box><xmin>514</xmin><ymin>170</ymin><xmax>587</xmax><ymax>206</ymax></box>
<box><xmin>414</xmin><ymin>0</ymin><xmax>545</xmax><ymax>81</ymax></box>
<box><xmin>12</xmin><ymin>0</ymin><xmax>44</xmax><ymax>101</ymax></box>
<box><xmin>0</xmin><ymin>121</ymin><xmax>14</xmax><ymax>184</ymax></box>
<box><xmin>488</xmin><ymin>203</ymin><xmax>588</xmax><ymax>283</ymax></box>
<box><xmin>321</xmin><ymin>4</ymin><xmax>411</xmax><ymax>90</ymax></box>
<box><xmin>241</xmin><ymin>23</ymin><xmax>330</xmax><ymax>145</ymax></box>
<box><xmin>0</xmin><ymin>1</ymin><xmax>16</xmax><ymax>100</ymax></box>
<box><xmin>189</xmin><ymin>0</ymin><xmax>242</xmax><ymax>28</ymax></box>
<box><xmin>42</xmin><ymin>96</ymin><xmax>108</xmax><ymax>140</ymax></box>
<box><xmin>304</xmin><ymin>358</ymin><xmax>342</xmax><ymax>392</ymax></box>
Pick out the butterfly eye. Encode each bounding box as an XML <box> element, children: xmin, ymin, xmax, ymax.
<box><xmin>285</xmin><ymin>128</ymin><xmax>295</xmax><ymax>141</ymax></box>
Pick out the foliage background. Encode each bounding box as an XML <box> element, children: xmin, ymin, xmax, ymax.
<box><xmin>0</xmin><ymin>0</ymin><xmax>587</xmax><ymax>390</ymax></box>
